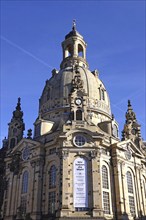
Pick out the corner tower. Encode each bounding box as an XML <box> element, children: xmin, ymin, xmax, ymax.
<box><xmin>7</xmin><ymin>98</ymin><xmax>25</xmax><ymax>148</ymax></box>
<box><xmin>122</xmin><ymin>100</ymin><xmax>142</xmax><ymax>146</ymax></box>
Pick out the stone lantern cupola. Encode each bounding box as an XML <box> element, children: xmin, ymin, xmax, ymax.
<box><xmin>60</xmin><ymin>21</ymin><xmax>89</xmax><ymax>69</ymax></box>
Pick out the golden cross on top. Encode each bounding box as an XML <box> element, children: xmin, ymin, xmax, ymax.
<box><xmin>72</xmin><ymin>19</ymin><xmax>76</xmax><ymax>30</ymax></box>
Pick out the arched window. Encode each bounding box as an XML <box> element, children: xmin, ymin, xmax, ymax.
<box><xmin>113</xmin><ymin>124</ymin><xmax>118</xmax><ymax>138</ymax></box>
<box><xmin>102</xmin><ymin>165</ymin><xmax>109</xmax><ymax>189</ymax></box>
<box><xmin>10</xmin><ymin>138</ymin><xmax>16</xmax><ymax>148</ymax></box>
<box><xmin>20</xmin><ymin>195</ymin><xmax>27</xmax><ymax>214</ymax></box>
<box><xmin>49</xmin><ymin>165</ymin><xmax>56</xmax><ymax>189</ymax></box>
<box><xmin>34</xmin><ymin>123</ymin><xmax>40</xmax><ymax>137</ymax></box>
<box><xmin>101</xmin><ymin>89</ymin><xmax>105</xmax><ymax>100</ymax></box>
<box><xmin>47</xmin><ymin>88</ymin><xmax>50</xmax><ymax>100</ymax></box>
<box><xmin>66</xmin><ymin>45</ymin><xmax>72</xmax><ymax>57</ymax></box>
<box><xmin>126</xmin><ymin>171</ymin><xmax>135</xmax><ymax>215</ymax></box>
<box><xmin>48</xmin><ymin>192</ymin><xmax>56</xmax><ymax>214</ymax></box>
<box><xmin>22</xmin><ymin>171</ymin><xmax>29</xmax><ymax>194</ymax></box>
<box><xmin>71</xmin><ymin>111</ymin><xmax>74</xmax><ymax>121</ymax></box>
<box><xmin>78</xmin><ymin>44</ymin><xmax>83</xmax><ymax>57</ymax></box>
<box><xmin>21</xmin><ymin>171</ymin><xmax>29</xmax><ymax>215</ymax></box>
<box><xmin>102</xmin><ymin>165</ymin><xmax>110</xmax><ymax>214</ymax></box>
<box><xmin>48</xmin><ymin>165</ymin><xmax>57</xmax><ymax>214</ymax></box>
<box><xmin>76</xmin><ymin>110</ymin><xmax>82</xmax><ymax>120</ymax></box>
<box><xmin>127</xmin><ymin>171</ymin><xmax>134</xmax><ymax>193</ymax></box>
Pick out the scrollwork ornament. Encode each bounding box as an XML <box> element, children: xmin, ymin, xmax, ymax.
<box><xmin>30</xmin><ymin>161</ymin><xmax>36</xmax><ymax>168</ymax></box>
<box><xmin>62</xmin><ymin>150</ymin><xmax>69</xmax><ymax>160</ymax></box>
<box><xmin>10</xmin><ymin>151</ymin><xmax>21</xmax><ymax>175</ymax></box>
<box><xmin>90</xmin><ymin>150</ymin><xmax>97</xmax><ymax>159</ymax></box>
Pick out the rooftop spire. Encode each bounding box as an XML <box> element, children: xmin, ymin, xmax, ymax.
<box><xmin>121</xmin><ymin>100</ymin><xmax>142</xmax><ymax>144</ymax></box>
<box><xmin>8</xmin><ymin>97</ymin><xmax>25</xmax><ymax>148</ymax></box>
<box><xmin>127</xmin><ymin>100</ymin><xmax>132</xmax><ymax>111</ymax></box>
<box><xmin>16</xmin><ymin>97</ymin><xmax>21</xmax><ymax>111</ymax></box>
<box><xmin>12</xmin><ymin>97</ymin><xmax>23</xmax><ymax>120</ymax></box>
<box><xmin>126</xmin><ymin>100</ymin><xmax>136</xmax><ymax>122</ymax></box>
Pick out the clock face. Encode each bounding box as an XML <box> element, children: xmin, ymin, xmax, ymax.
<box><xmin>22</xmin><ymin>147</ymin><xmax>30</xmax><ymax>161</ymax></box>
<box><xmin>75</xmin><ymin>98</ymin><xmax>82</xmax><ymax>105</ymax></box>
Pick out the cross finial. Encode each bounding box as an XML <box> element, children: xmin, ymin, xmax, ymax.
<box><xmin>128</xmin><ymin>100</ymin><xmax>131</xmax><ymax>107</ymax></box>
<box><xmin>16</xmin><ymin>97</ymin><xmax>21</xmax><ymax>111</ymax></box>
<box><xmin>72</xmin><ymin>19</ymin><xmax>76</xmax><ymax>31</ymax></box>
<box><xmin>128</xmin><ymin>99</ymin><xmax>133</xmax><ymax>111</ymax></box>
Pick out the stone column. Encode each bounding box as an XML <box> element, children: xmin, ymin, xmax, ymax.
<box><xmin>31</xmin><ymin>158</ymin><xmax>44</xmax><ymax>220</ymax></box>
<box><xmin>113</xmin><ymin>159</ymin><xmax>126</xmax><ymax>217</ymax></box>
<box><xmin>14</xmin><ymin>175</ymin><xmax>20</xmax><ymax>215</ymax></box>
<box><xmin>134</xmin><ymin>164</ymin><xmax>142</xmax><ymax>218</ymax></box>
<box><xmin>91</xmin><ymin>150</ymin><xmax>103</xmax><ymax>217</ymax></box>
<box><xmin>15</xmin><ymin>173</ymin><xmax>22</xmax><ymax>220</ymax></box>
<box><xmin>120</xmin><ymin>162</ymin><xmax>130</xmax><ymax>216</ymax></box>
<box><xmin>73</xmin><ymin>40</ymin><xmax>78</xmax><ymax>57</ymax></box>
<box><xmin>139</xmin><ymin>168</ymin><xmax>145</xmax><ymax>216</ymax></box>
<box><xmin>60</xmin><ymin>150</ymin><xmax>70</xmax><ymax>217</ymax></box>
<box><xmin>10</xmin><ymin>175</ymin><xmax>17</xmax><ymax>216</ymax></box>
<box><xmin>83</xmin><ymin>47</ymin><xmax>86</xmax><ymax>60</ymax></box>
<box><xmin>29</xmin><ymin>161</ymin><xmax>36</xmax><ymax>214</ymax></box>
<box><xmin>7</xmin><ymin>174</ymin><xmax>14</xmax><ymax>217</ymax></box>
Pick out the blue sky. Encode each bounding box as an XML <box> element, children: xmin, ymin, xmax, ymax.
<box><xmin>1</xmin><ymin>0</ymin><xmax>146</xmax><ymax>146</ymax></box>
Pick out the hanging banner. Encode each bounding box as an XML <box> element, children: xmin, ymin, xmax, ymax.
<box><xmin>73</xmin><ymin>157</ymin><xmax>88</xmax><ymax>208</ymax></box>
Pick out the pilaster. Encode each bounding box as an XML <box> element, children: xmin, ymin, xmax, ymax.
<box><xmin>31</xmin><ymin>158</ymin><xmax>44</xmax><ymax>220</ymax></box>
<box><xmin>60</xmin><ymin>151</ymin><xmax>70</xmax><ymax>217</ymax></box>
<box><xmin>91</xmin><ymin>150</ymin><xmax>104</xmax><ymax>217</ymax></box>
<box><xmin>113</xmin><ymin>159</ymin><xmax>126</xmax><ymax>217</ymax></box>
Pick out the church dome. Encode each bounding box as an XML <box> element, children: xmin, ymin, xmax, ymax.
<box><xmin>39</xmin><ymin>66</ymin><xmax>111</xmax><ymax>118</ymax></box>
<box><xmin>35</xmin><ymin>23</ymin><xmax>112</xmax><ymax>137</ymax></box>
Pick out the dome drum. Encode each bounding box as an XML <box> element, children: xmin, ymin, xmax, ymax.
<box><xmin>60</xmin><ymin>56</ymin><xmax>88</xmax><ymax>70</ymax></box>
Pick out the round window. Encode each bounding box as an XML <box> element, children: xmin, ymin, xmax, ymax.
<box><xmin>74</xmin><ymin>135</ymin><xmax>86</xmax><ymax>147</ymax></box>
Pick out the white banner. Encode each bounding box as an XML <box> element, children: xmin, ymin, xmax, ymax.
<box><xmin>73</xmin><ymin>158</ymin><xmax>88</xmax><ymax>207</ymax></box>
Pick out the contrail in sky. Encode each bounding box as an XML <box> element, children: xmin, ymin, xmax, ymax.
<box><xmin>113</xmin><ymin>88</ymin><xmax>144</xmax><ymax>106</ymax></box>
<box><xmin>1</xmin><ymin>35</ymin><xmax>145</xmax><ymax>126</ymax></box>
<box><xmin>1</xmin><ymin>35</ymin><xmax>54</xmax><ymax>69</ymax></box>
<box><xmin>111</xmin><ymin>89</ymin><xmax>145</xmax><ymax>126</ymax></box>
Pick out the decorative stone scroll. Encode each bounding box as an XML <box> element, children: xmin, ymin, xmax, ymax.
<box><xmin>10</xmin><ymin>151</ymin><xmax>21</xmax><ymax>175</ymax></box>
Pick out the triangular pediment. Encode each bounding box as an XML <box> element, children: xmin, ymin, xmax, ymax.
<box><xmin>7</xmin><ymin>138</ymin><xmax>41</xmax><ymax>156</ymax></box>
<box><xmin>117</xmin><ymin>139</ymin><xmax>145</xmax><ymax>158</ymax></box>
